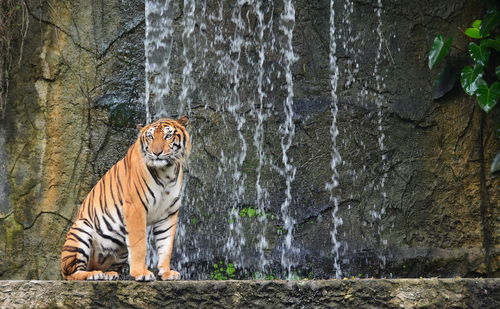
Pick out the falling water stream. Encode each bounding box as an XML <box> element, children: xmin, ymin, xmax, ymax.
<box><xmin>252</xmin><ymin>0</ymin><xmax>273</xmax><ymax>275</ymax></box>
<box><xmin>178</xmin><ymin>0</ymin><xmax>196</xmax><ymax>116</ymax></box>
<box><xmin>145</xmin><ymin>0</ymin><xmax>389</xmax><ymax>279</ymax></box>
<box><xmin>144</xmin><ymin>0</ymin><xmax>174</xmax><ymax>121</ymax></box>
<box><xmin>326</xmin><ymin>0</ymin><xmax>342</xmax><ymax>280</ymax></box>
<box><xmin>278</xmin><ymin>0</ymin><xmax>299</xmax><ymax>279</ymax></box>
<box><xmin>372</xmin><ymin>0</ymin><xmax>389</xmax><ymax>272</ymax></box>
<box><xmin>223</xmin><ymin>0</ymin><xmax>249</xmax><ymax>269</ymax></box>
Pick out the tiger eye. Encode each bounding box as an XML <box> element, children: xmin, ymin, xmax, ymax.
<box><xmin>163</xmin><ymin>126</ymin><xmax>174</xmax><ymax>140</ymax></box>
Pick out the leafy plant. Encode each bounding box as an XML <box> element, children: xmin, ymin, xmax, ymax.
<box><xmin>239</xmin><ymin>207</ymin><xmax>275</xmax><ymax>219</ymax></box>
<box><xmin>210</xmin><ymin>261</ymin><xmax>236</xmax><ymax>280</ymax></box>
<box><xmin>429</xmin><ymin>8</ymin><xmax>500</xmax><ymax>174</ymax></box>
<box><xmin>239</xmin><ymin>207</ymin><xmax>258</xmax><ymax>218</ymax></box>
<box><xmin>428</xmin><ymin>7</ymin><xmax>500</xmax><ymax>111</ymax></box>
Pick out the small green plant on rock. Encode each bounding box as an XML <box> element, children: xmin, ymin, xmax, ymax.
<box><xmin>239</xmin><ymin>207</ymin><xmax>258</xmax><ymax>218</ymax></box>
<box><xmin>210</xmin><ymin>261</ymin><xmax>236</xmax><ymax>280</ymax></box>
<box><xmin>228</xmin><ymin>207</ymin><xmax>272</xmax><ymax>224</ymax></box>
<box><xmin>239</xmin><ymin>207</ymin><xmax>274</xmax><ymax>219</ymax></box>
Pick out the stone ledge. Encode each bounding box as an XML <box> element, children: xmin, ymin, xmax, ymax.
<box><xmin>0</xmin><ymin>279</ymin><xmax>498</xmax><ymax>308</ymax></box>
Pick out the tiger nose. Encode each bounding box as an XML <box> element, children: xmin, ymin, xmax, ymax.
<box><xmin>153</xmin><ymin>150</ymin><xmax>162</xmax><ymax>156</ymax></box>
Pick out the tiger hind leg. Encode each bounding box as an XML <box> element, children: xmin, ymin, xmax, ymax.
<box><xmin>61</xmin><ymin>220</ymin><xmax>102</xmax><ymax>280</ymax></box>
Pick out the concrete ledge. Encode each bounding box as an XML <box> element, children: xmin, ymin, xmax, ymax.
<box><xmin>0</xmin><ymin>279</ymin><xmax>499</xmax><ymax>308</ymax></box>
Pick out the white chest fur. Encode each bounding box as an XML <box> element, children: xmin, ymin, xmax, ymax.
<box><xmin>146</xmin><ymin>164</ymin><xmax>184</xmax><ymax>225</ymax></box>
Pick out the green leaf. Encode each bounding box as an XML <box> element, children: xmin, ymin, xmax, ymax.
<box><xmin>428</xmin><ymin>35</ymin><xmax>453</xmax><ymax>69</ymax></box>
<box><xmin>476</xmin><ymin>80</ymin><xmax>500</xmax><ymax>112</ymax></box>
<box><xmin>468</xmin><ymin>42</ymin><xmax>490</xmax><ymax>67</ymax></box>
<box><xmin>472</xmin><ymin>19</ymin><xmax>482</xmax><ymax>29</ymax></box>
<box><xmin>480</xmin><ymin>39</ymin><xmax>500</xmax><ymax>51</ymax></box>
<box><xmin>480</xmin><ymin>8</ymin><xmax>500</xmax><ymax>37</ymax></box>
<box><xmin>496</xmin><ymin>66</ymin><xmax>500</xmax><ymax>80</ymax></box>
<box><xmin>247</xmin><ymin>208</ymin><xmax>257</xmax><ymax>217</ymax></box>
<box><xmin>464</xmin><ymin>28</ymin><xmax>483</xmax><ymax>39</ymax></box>
<box><xmin>491</xmin><ymin>153</ymin><xmax>500</xmax><ymax>174</ymax></box>
<box><xmin>226</xmin><ymin>264</ymin><xmax>235</xmax><ymax>276</ymax></box>
<box><xmin>432</xmin><ymin>63</ymin><xmax>459</xmax><ymax>100</ymax></box>
<box><xmin>460</xmin><ymin>65</ymin><xmax>484</xmax><ymax>95</ymax></box>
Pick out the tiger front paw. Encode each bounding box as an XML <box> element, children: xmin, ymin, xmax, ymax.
<box><xmin>86</xmin><ymin>271</ymin><xmax>118</xmax><ymax>281</ymax></box>
<box><xmin>159</xmin><ymin>269</ymin><xmax>180</xmax><ymax>280</ymax></box>
<box><xmin>131</xmin><ymin>269</ymin><xmax>156</xmax><ymax>282</ymax></box>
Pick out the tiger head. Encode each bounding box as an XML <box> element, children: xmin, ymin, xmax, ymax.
<box><xmin>137</xmin><ymin>116</ymin><xmax>191</xmax><ymax>168</ymax></box>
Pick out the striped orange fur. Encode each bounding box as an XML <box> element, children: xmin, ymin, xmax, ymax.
<box><xmin>61</xmin><ymin>116</ymin><xmax>191</xmax><ymax>281</ymax></box>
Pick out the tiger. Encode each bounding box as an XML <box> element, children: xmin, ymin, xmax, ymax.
<box><xmin>60</xmin><ymin>116</ymin><xmax>191</xmax><ymax>281</ymax></box>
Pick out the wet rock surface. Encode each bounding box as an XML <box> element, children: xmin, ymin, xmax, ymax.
<box><xmin>0</xmin><ymin>279</ymin><xmax>499</xmax><ymax>308</ymax></box>
<box><xmin>0</xmin><ymin>0</ymin><xmax>498</xmax><ymax>280</ymax></box>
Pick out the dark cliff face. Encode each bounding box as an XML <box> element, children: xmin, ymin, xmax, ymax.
<box><xmin>0</xmin><ymin>0</ymin><xmax>498</xmax><ymax>280</ymax></box>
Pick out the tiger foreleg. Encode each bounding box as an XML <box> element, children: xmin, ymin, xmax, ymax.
<box><xmin>124</xmin><ymin>202</ymin><xmax>156</xmax><ymax>281</ymax></box>
<box><xmin>153</xmin><ymin>210</ymin><xmax>180</xmax><ymax>280</ymax></box>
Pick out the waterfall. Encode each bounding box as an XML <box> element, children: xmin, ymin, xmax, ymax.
<box><xmin>144</xmin><ymin>0</ymin><xmax>392</xmax><ymax>280</ymax></box>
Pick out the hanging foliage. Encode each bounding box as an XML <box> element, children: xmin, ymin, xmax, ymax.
<box><xmin>0</xmin><ymin>0</ymin><xmax>28</xmax><ymax>118</ymax></box>
<box><xmin>428</xmin><ymin>7</ymin><xmax>500</xmax><ymax>174</ymax></box>
<box><xmin>428</xmin><ymin>8</ymin><xmax>500</xmax><ymax>112</ymax></box>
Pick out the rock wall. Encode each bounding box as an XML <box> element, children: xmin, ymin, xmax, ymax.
<box><xmin>0</xmin><ymin>0</ymin><xmax>498</xmax><ymax>280</ymax></box>
<box><xmin>0</xmin><ymin>279</ymin><xmax>499</xmax><ymax>308</ymax></box>
<box><xmin>0</xmin><ymin>0</ymin><xmax>146</xmax><ymax>279</ymax></box>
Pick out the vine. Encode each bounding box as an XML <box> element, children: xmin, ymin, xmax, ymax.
<box><xmin>0</xmin><ymin>0</ymin><xmax>28</xmax><ymax>118</ymax></box>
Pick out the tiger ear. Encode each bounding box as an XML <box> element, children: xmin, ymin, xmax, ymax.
<box><xmin>136</xmin><ymin>124</ymin><xmax>144</xmax><ymax>130</ymax></box>
<box><xmin>177</xmin><ymin>116</ymin><xmax>189</xmax><ymax>127</ymax></box>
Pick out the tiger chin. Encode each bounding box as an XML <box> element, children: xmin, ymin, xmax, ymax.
<box><xmin>60</xmin><ymin>116</ymin><xmax>191</xmax><ymax>281</ymax></box>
